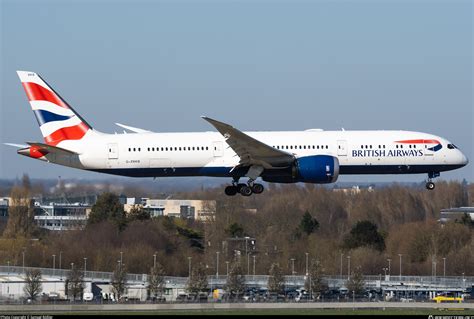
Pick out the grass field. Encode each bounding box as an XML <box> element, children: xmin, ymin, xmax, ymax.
<box><xmin>9</xmin><ymin>308</ymin><xmax>474</xmax><ymax>316</ymax></box>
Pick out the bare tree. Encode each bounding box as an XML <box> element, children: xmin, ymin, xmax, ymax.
<box><xmin>225</xmin><ymin>260</ymin><xmax>246</xmax><ymax>300</ymax></box>
<box><xmin>66</xmin><ymin>267</ymin><xmax>85</xmax><ymax>301</ymax></box>
<box><xmin>3</xmin><ymin>179</ymin><xmax>37</xmax><ymax>238</ymax></box>
<box><xmin>267</xmin><ymin>263</ymin><xmax>285</xmax><ymax>294</ymax></box>
<box><xmin>347</xmin><ymin>266</ymin><xmax>365</xmax><ymax>297</ymax></box>
<box><xmin>111</xmin><ymin>264</ymin><xmax>127</xmax><ymax>301</ymax></box>
<box><xmin>305</xmin><ymin>259</ymin><xmax>328</xmax><ymax>299</ymax></box>
<box><xmin>24</xmin><ymin>269</ymin><xmax>42</xmax><ymax>301</ymax></box>
<box><xmin>148</xmin><ymin>263</ymin><xmax>166</xmax><ymax>300</ymax></box>
<box><xmin>186</xmin><ymin>262</ymin><xmax>208</xmax><ymax>294</ymax></box>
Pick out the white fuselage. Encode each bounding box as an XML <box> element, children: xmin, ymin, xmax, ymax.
<box><xmin>54</xmin><ymin>129</ymin><xmax>467</xmax><ymax>180</ymax></box>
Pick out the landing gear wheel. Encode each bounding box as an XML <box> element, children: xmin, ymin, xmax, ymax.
<box><xmin>251</xmin><ymin>183</ymin><xmax>264</xmax><ymax>194</ymax></box>
<box><xmin>239</xmin><ymin>185</ymin><xmax>253</xmax><ymax>196</ymax></box>
<box><xmin>225</xmin><ymin>186</ymin><xmax>238</xmax><ymax>196</ymax></box>
<box><xmin>236</xmin><ymin>183</ymin><xmax>246</xmax><ymax>192</ymax></box>
<box><xmin>426</xmin><ymin>181</ymin><xmax>435</xmax><ymax>190</ymax></box>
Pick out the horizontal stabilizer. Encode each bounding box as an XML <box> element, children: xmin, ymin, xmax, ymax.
<box><xmin>26</xmin><ymin>142</ymin><xmax>79</xmax><ymax>155</ymax></box>
<box><xmin>115</xmin><ymin>123</ymin><xmax>153</xmax><ymax>133</ymax></box>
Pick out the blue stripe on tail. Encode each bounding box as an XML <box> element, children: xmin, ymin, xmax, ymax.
<box><xmin>33</xmin><ymin>110</ymin><xmax>72</xmax><ymax>126</ymax></box>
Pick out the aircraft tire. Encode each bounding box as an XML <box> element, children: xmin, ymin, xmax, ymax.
<box><xmin>426</xmin><ymin>182</ymin><xmax>435</xmax><ymax>190</ymax></box>
<box><xmin>240</xmin><ymin>185</ymin><xmax>253</xmax><ymax>196</ymax></box>
<box><xmin>252</xmin><ymin>183</ymin><xmax>264</xmax><ymax>194</ymax></box>
<box><xmin>225</xmin><ymin>186</ymin><xmax>238</xmax><ymax>196</ymax></box>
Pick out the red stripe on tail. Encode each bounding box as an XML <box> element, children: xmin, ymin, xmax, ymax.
<box><xmin>21</xmin><ymin>82</ymin><xmax>69</xmax><ymax>108</ymax></box>
<box><xmin>44</xmin><ymin>122</ymin><xmax>89</xmax><ymax>146</ymax></box>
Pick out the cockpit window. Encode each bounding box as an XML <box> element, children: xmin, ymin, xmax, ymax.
<box><xmin>447</xmin><ymin>144</ymin><xmax>457</xmax><ymax>149</ymax></box>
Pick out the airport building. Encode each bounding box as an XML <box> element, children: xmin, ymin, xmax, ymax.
<box><xmin>124</xmin><ymin>198</ymin><xmax>216</xmax><ymax>222</ymax></box>
<box><xmin>34</xmin><ymin>203</ymin><xmax>91</xmax><ymax>231</ymax></box>
<box><xmin>439</xmin><ymin>206</ymin><xmax>474</xmax><ymax>223</ymax></box>
<box><xmin>0</xmin><ymin>197</ymin><xmax>8</xmax><ymax>218</ymax></box>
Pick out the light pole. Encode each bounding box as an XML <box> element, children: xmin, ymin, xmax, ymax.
<box><xmin>305</xmin><ymin>252</ymin><xmax>309</xmax><ymax>276</ymax></box>
<box><xmin>153</xmin><ymin>253</ymin><xmax>157</xmax><ymax>268</ymax></box>
<box><xmin>443</xmin><ymin>257</ymin><xmax>446</xmax><ymax>277</ymax></box>
<box><xmin>253</xmin><ymin>255</ymin><xmax>256</xmax><ymax>279</ymax></box>
<box><xmin>226</xmin><ymin>261</ymin><xmax>229</xmax><ymax>276</ymax></box>
<box><xmin>22</xmin><ymin>247</ymin><xmax>26</xmax><ymax>273</ymax></box>
<box><xmin>340</xmin><ymin>253</ymin><xmax>344</xmax><ymax>278</ymax></box>
<box><xmin>347</xmin><ymin>256</ymin><xmax>351</xmax><ymax>280</ymax></box>
<box><xmin>290</xmin><ymin>258</ymin><xmax>296</xmax><ymax>275</ymax></box>
<box><xmin>188</xmin><ymin>257</ymin><xmax>192</xmax><ymax>279</ymax></box>
<box><xmin>52</xmin><ymin>255</ymin><xmax>56</xmax><ymax>270</ymax></box>
<box><xmin>216</xmin><ymin>251</ymin><xmax>220</xmax><ymax>277</ymax></box>
<box><xmin>120</xmin><ymin>251</ymin><xmax>123</xmax><ymax>265</ymax></box>
<box><xmin>71</xmin><ymin>262</ymin><xmax>74</xmax><ymax>271</ymax></box>
<box><xmin>84</xmin><ymin>257</ymin><xmax>87</xmax><ymax>274</ymax></box>
<box><xmin>59</xmin><ymin>251</ymin><xmax>63</xmax><ymax>280</ymax></box>
<box><xmin>387</xmin><ymin>258</ymin><xmax>391</xmax><ymax>275</ymax></box>
<box><xmin>383</xmin><ymin>267</ymin><xmax>387</xmax><ymax>277</ymax></box>
<box><xmin>398</xmin><ymin>254</ymin><xmax>402</xmax><ymax>280</ymax></box>
<box><xmin>247</xmin><ymin>253</ymin><xmax>250</xmax><ymax>275</ymax></box>
<box><xmin>7</xmin><ymin>261</ymin><xmax>10</xmax><ymax>295</ymax></box>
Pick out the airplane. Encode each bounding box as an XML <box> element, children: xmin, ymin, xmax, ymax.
<box><xmin>6</xmin><ymin>71</ymin><xmax>469</xmax><ymax>196</ymax></box>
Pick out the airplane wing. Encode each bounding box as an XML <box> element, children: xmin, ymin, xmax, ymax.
<box><xmin>115</xmin><ymin>123</ymin><xmax>153</xmax><ymax>133</ymax></box>
<box><xmin>202</xmin><ymin>116</ymin><xmax>294</xmax><ymax>169</ymax></box>
<box><xmin>4</xmin><ymin>143</ymin><xmax>29</xmax><ymax>148</ymax></box>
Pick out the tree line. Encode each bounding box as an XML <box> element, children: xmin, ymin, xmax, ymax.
<box><xmin>0</xmin><ymin>175</ymin><xmax>472</xmax><ymax>279</ymax></box>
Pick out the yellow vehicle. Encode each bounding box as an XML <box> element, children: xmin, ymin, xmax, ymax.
<box><xmin>432</xmin><ymin>292</ymin><xmax>463</xmax><ymax>303</ymax></box>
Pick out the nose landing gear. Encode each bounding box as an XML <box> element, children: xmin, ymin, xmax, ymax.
<box><xmin>425</xmin><ymin>172</ymin><xmax>440</xmax><ymax>191</ymax></box>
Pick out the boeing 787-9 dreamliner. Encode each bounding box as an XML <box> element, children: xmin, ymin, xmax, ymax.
<box><xmin>6</xmin><ymin>71</ymin><xmax>469</xmax><ymax>196</ymax></box>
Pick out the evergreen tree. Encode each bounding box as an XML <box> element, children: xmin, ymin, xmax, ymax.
<box><xmin>299</xmin><ymin>211</ymin><xmax>320</xmax><ymax>235</ymax></box>
<box><xmin>88</xmin><ymin>192</ymin><xmax>127</xmax><ymax>230</ymax></box>
<box><xmin>343</xmin><ymin>220</ymin><xmax>385</xmax><ymax>252</ymax></box>
<box><xmin>225</xmin><ymin>222</ymin><xmax>245</xmax><ymax>237</ymax></box>
<box><xmin>128</xmin><ymin>205</ymin><xmax>150</xmax><ymax>222</ymax></box>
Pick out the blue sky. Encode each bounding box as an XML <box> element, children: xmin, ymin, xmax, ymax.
<box><xmin>1</xmin><ymin>0</ymin><xmax>472</xmax><ymax>182</ymax></box>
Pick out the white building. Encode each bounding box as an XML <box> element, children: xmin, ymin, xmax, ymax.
<box><xmin>34</xmin><ymin>203</ymin><xmax>91</xmax><ymax>231</ymax></box>
<box><xmin>124</xmin><ymin>198</ymin><xmax>216</xmax><ymax>222</ymax></box>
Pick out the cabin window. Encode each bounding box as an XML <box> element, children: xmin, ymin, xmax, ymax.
<box><xmin>326</xmin><ymin>145</ymin><xmax>328</xmax><ymax>149</ymax></box>
<box><xmin>128</xmin><ymin>148</ymin><xmax>131</xmax><ymax>152</ymax></box>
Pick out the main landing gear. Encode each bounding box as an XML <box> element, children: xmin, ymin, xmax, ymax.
<box><xmin>425</xmin><ymin>172</ymin><xmax>440</xmax><ymax>190</ymax></box>
<box><xmin>224</xmin><ymin>178</ymin><xmax>264</xmax><ymax>196</ymax></box>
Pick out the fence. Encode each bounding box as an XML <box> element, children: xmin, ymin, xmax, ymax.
<box><xmin>0</xmin><ymin>265</ymin><xmax>472</xmax><ymax>290</ymax></box>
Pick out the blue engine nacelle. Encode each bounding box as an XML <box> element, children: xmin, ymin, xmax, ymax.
<box><xmin>296</xmin><ymin>155</ymin><xmax>339</xmax><ymax>183</ymax></box>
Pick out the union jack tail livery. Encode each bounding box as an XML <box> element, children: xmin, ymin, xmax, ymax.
<box><xmin>17</xmin><ymin>71</ymin><xmax>92</xmax><ymax>146</ymax></box>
